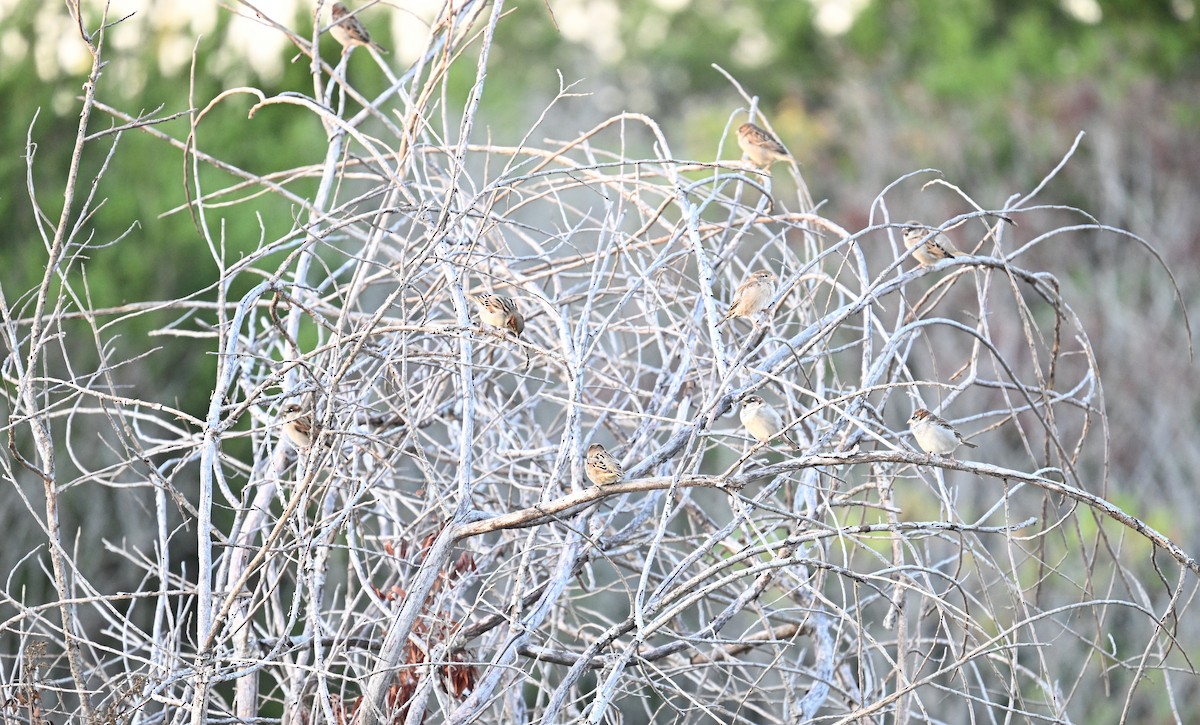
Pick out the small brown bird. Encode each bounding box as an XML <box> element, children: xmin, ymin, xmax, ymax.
<box><xmin>585</xmin><ymin>443</ymin><xmax>624</xmax><ymax>486</ymax></box>
<box><xmin>329</xmin><ymin>2</ymin><xmax>387</xmax><ymax>54</ymax></box>
<box><xmin>901</xmin><ymin>221</ymin><xmax>962</xmax><ymax>267</ymax></box>
<box><xmin>719</xmin><ymin>270</ymin><xmax>777</xmax><ymax>326</ymax></box>
<box><xmin>737</xmin><ymin>122</ymin><xmax>793</xmax><ymax>168</ymax></box>
<box><xmin>907</xmin><ymin>408</ymin><xmax>977</xmax><ymax>456</ymax></box>
<box><xmin>739</xmin><ymin>395</ymin><xmax>801</xmax><ymax>450</ymax></box>
<box><xmin>470</xmin><ymin>293</ymin><xmax>524</xmax><ymax>337</ymax></box>
<box><xmin>279</xmin><ymin>401</ymin><xmax>319</xmax><ymax>449</ymax></box>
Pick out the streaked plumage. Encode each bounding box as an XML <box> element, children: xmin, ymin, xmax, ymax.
<box><xmin>902</xmin><ymin>221</ymin><xmax>962</xmax><ymax>266</ymax></box>
<box><xmin>739</xmin><ymin>395</ymin><xmax>800</xmax><ymax>450</ymax></box>
<box><xmin>737</xmin><ymin>122</ymin><xmax>792</xmax><ymax>168</ymax></box>
<box><xmin>280</xmin><ymin>402</ymin><xmax>318</xmax><ymax>449</ymax></box>
<box><xmin>719</xmin><ymin>270</ymin><xmax>777</xmax><ymax>325</ymax></box>
<box><xmin>470</xmin><ymin>293</ymin><xmax>524</xmax><ymax>337</ymax></box>
<box><xmin>585</xmin><ymin>443</ymin><xmax>624</xmax><ymax>486</ymax></box>
<box><xmin>907</xmin><ymin>408</ymin><xmax>977</xmax><ymax>456</ymax></box>
<box><xmin>330</xmin><ymin>2</ymin><xmax>387</xmax><ymax>54</ymax></box>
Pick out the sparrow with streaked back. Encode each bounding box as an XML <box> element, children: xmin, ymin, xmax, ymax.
<box><xmin>740</xmin><ymin>395</ymin><xmax>800</xmax><ymax>450</ymax></box>
<box><xmin>737</xmin><ymin>122</ymin><xmax>793</xmax><ymax>168</ymax></box>
<box><xmin>719</xmin><ymin>270</ymin><xmax>777</xmax><ymax>326</ymax></box>
<box><xmin>585</xmin><ymin>443</ymin><xmax>624</xmax><ymax>486</ymax></box>
<box><xmin>907</xmin><ymin>408</ymin><xmax>977</xmax><ymax>456</ymax></box>
<box><xmin>280</xmin><ymin>401</ymin><xmax>319</xmax><ymax>449</ymax></box>
<box><xmin>902</xmin><ymin>221</ymin><xmax>963</xmax><ymax>267</ymax></box>
<box><xmin>470</xmin><ymin>293</ymin><xmax>525</xmax><ymax>337</ymax></box>
<box><xmin>330</xmin><ymin>2</ymin><xmax>387</xmax><ymax>54</ymax></box>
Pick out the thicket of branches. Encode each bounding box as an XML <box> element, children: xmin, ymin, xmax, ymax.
<box><xmin>1</xmin><ymin>2</ymin><xmax>1196</xmax><ymax>723</ymax></box>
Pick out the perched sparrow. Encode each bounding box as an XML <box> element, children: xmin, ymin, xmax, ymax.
<box><xmin>279</xmin><ymin>402</ymin><xmax>319</xmax><ymax>449</ymax></box>
<box><xmin>470</xmin><ymin>293</ymin><xmax>524</xmax><ymax>337</ymax></box>
<box><xmin>329</xmin><ymin>2</ymin><xmax>387</xmax><ymax>54</ymax></box>
<box><xmin>902</xmin><ymin>221</ymin><xmax>963</xmax><ymax>267</ymax></box>
<box><xmin>719</xmin><ymin>270</ymin><xmax>777</xmax><ymax>326</ymax></box>
<box><xmin>739</xmin><ymin>395</ymin><xmax>800</xmax><ymax>450</ymax></box>
<box><xmin>585</xmin><ymin>443</ymin><xmax>624</xmax><ymax>486</ymax></box>
<box><xmin>737</xmin><ymin>122</ymin><xmax>793</xmax><ymax>168</ymax></box>
<box><xmin>907</xmin><ymin>408</ymin><xmax>977</xmax><ymax>456</ymax></box>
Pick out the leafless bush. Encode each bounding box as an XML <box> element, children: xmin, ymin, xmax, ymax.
<box><xmin>1</xmin><ymin>2</ymin><xmax>1196</xmax><ymax>724</ymax></box>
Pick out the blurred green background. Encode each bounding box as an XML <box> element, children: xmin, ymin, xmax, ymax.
<box><xmin>2</xmin><ymin>0</ymin><xmax>1198</xmax><ymax>601</ymax></box>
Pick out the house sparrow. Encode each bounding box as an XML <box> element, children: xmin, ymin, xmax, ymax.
<box><xmin>470</xmin><ymin>293</ymin><xmax>524</xmax><ymax>337</ymax></box>
<box><xmin>719</xmin><ymin>270</ymin><xmax>777</xmax><ymax>326</ymax></box>
<box><xmin>902</xmin><ymin>221</ymin><xmax>963</xmax><ymax>267</ymax></box>
<box><xmin>737</xmin><ymin>122</ymin><xmax>793</xmax><ymax>168</ymax></box>
<box><xmin>279</xmin><ymin>401</ymin><xmax>319</xmax><ymax>449</ymax></box>
<box><xmin>907</xmin><ymin>408</ymin><xmax>977</xmax><ymax>456</ymax></box>
<box><xmin>585</xmin><ymin>443</ymin><xmax>624</xmax><ymax>486</ymax></box>
<box><xmin>329</xmin><ymin>2</ymin><xmax>387</xmax><ymax>54</ymax></box>
<box><xmin>739</xmin><ymin>395</ymin><xmax>800</xmax><ymax>450</ymax></box>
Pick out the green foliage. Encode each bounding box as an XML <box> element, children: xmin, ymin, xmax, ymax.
<box><xmin>0</xmin><ymin>2</ymin><xmax>335</xmax><ymax>423</ymax></box>
<box><xmin>846</xmin><ymin>0</ymin><xmax>1198</xmax><ymax>98</ymax></box>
